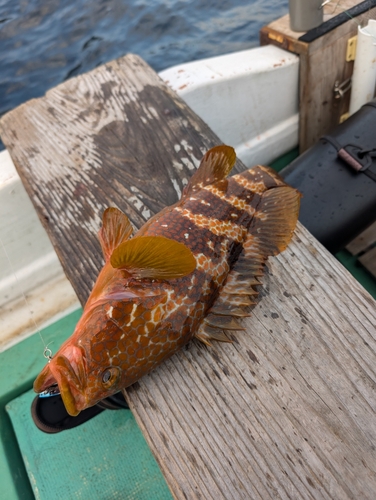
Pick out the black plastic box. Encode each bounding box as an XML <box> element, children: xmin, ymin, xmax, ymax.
<box><xmin>281</xmin><ymin>99</ymin><xmax>376</xmax><ymax>254</ymax></box>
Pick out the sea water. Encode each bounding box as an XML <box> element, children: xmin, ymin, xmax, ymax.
<box><xmin>0</xmin><ymin>0</ymin><xmax>288</xmax><ymax>119</ymax></box>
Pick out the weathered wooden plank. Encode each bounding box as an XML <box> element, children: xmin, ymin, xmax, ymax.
<box><xmin>1</xmin><ymin>54</ymin><xmax>376</xmax><ymax>500</ymax></box>
<box><xmin>359</xmin><ymin>246</ymin><xmax>376</xmax><ymax>278</ymax></box>
<box><xmin>347</xmin><ymin>221</ymin><xmax>376</xmax><ymax>255</ymax></box>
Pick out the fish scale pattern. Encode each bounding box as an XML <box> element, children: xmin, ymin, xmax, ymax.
<box><xmin>139</xmin><ymin>166</ymin><xmax>288</xmax><ymax>346</ymax></box>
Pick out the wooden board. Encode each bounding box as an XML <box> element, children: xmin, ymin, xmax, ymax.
<box><xmin>347</xmin><ymin>221</ymin><xmax>376</xmax><ymax>255</ymax></box>
<box><xmin>1</xmin><ymin>54</ymin><xmax>376</xmax><ymax>499</ymax></box>
<box><xmin>260</xmin><ymin>1</ymin><xmax>376</xmax><ymax>152</ymax></box>
<box><xmin>359</xmin><ymin>246</ymin><xmax>376</xmax><ymax>278</ymax></box>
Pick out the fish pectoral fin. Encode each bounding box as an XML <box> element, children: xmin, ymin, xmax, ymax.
<box><xmin>98</xmin><ymin>207</ymin><xmax>133</xmax><ymax>261</ymax></box>
<box><xmin>182</xmin><ymin>145</ymin><xmax>236</xmax><ymax>197</ymax></box>
<box><xmin>110</xmin><ymin>236</ymin><xmax>196</xmax><ymax>280</ymax></box>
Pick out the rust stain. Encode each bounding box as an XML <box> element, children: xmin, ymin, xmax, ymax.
<box><xmin>268</xmin><ymin>32</ymin><xmax>284</xmax><ymax>44</ymax></box>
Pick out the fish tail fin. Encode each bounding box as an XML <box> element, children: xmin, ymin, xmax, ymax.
<box><xmin>250</xmin><ymin>185</ymin><xmax>301</xmax><ymax>256</ymax></box>
<box><xmin>182</xmin><ymin>145</ymin><xmax>236</xmax><ymax>197</ymax></box>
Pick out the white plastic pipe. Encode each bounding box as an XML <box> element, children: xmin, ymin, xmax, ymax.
<box><xmin>349</xmin><ymin>19</ymin><xmax>376</xmax><ymax>115</ymax></box>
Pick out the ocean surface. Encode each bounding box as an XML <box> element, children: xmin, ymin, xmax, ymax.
<box><xmin>0</xmin><ymin>0</ymin><xmax>288</xmax><ymax>120</ymax></box>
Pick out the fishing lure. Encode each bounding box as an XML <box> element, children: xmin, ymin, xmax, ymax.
<box><xmin>34</xmin><ymin>145</ymin><xmax>300</xmax><ymax>416</ymax></box>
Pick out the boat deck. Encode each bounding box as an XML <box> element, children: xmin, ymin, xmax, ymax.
<box><xmin>1</xmin><ymin>54</ymin><xmax>376</xmax><ymax>499</ymax></box>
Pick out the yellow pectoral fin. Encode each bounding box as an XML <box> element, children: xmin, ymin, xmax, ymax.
<box><xmin>110</xmin><ymin>236</ymin><xmax>196</xmax><ymax>280</ymax></box>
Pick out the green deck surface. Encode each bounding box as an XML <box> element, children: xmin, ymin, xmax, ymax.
<box><xmin>0</xmin><ymin>309</ymin><xmax>172</xmax><ymax>500</ymax></box>
<box><xmin>336</xmin><ymin>249</ymin><xmax>376</xmax><ymax>300</ymax></box>
<box><xmin>6</xmin><ymin>391</ymin><xmax>171</xmax><ymax>500</ymax></box>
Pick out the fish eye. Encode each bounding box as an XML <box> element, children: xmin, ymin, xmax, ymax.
<box><xmin>101</xmin><ymin>367</ymin><xmax>120</xmax><ymax>389</ymax></box>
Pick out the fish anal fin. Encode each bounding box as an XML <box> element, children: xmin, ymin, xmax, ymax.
<box><xmin>183</xmin><ymin>145</ymin><xmax>236</xmax><ymax>197</ymax></box>
<box><xmin>206</xmin><ymin>240</ymin><xmax>266</xmax><ymax>325</ymax></box>
<box><xmin>98</xmin><ymin>207</ymin><xmax>133</xmax><ymax>261</ymax></box>
<box><xmin>209</xmin><ymin>305</ymin><xmax>251</xmax><ymax>318</ymax></box>
<box><xmin>195</xmin><ymin>324</ymin><xmax>233</xmax><ymax>346</ymax></box>
<box><xmin>204</xmin><ymin>313</ymin><xmax>245</xmax><ymax>330</ymax></box>
<box><xmin>219</xmin><ymin>293</ymin><xmax>258</xmax><ymax>307</ymax></box>
<box><xmin>195</xmin><ymin>312</ymin><xmax>245</xmax><ymax>346</ymax></box>
<box><xmin>110</xmin><ymin>236</ymin><xmax>196</xmax><ymax>280</ymax></box>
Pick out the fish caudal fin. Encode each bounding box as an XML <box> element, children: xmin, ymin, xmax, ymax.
<box><xmin>195</xmin><ymin>184</ymin><xmax>301</xmax><ymax>345</ymax></box>
<box><xmin>110</xmin><ymin>235</ymin><xmax>196</xmax><ymax>280</ymax></box>
<box><xmin>249</xmin><ymin>186</ymin><xmax>301</xmax><ymax>256</ymax></box>
<box><xmin>98</xmin><ymin>207</ymin><xmax>133</xmax><ymax>261</ymax></box>
<box><xmin>182</xmin><ymin>145</ymin><xmax>236</xmax><ymax>197</ymax></box>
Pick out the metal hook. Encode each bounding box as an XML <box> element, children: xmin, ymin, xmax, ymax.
<box><xmin>43</xmin><ymin>346</ymin><xmax>53</xmax><ymax>362</ymax></box>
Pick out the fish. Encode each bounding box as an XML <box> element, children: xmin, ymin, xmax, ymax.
<box><xmin>34</xmin><ymin>145</ymin><xmax>300</xmax><ymax>416</ymax></box>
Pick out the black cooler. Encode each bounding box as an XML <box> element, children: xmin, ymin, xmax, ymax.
<box><xmin>281</xmin><ymin>99</ymin><xmax>376</xmax><ymax>254</ymax></box>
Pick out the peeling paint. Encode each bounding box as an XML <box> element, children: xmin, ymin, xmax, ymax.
<box><xmin>171</xmin><ymin>178</ymin><xmax>182</xmax><ymax>198</ymax></box>
<box><xmin>181</xmin><ymin>157</ymin><xmax>195</xmax><ymax>171</ymax></box>
<box><xmin>173</xmin><ymin>160</ymin><xmax>183</xmax><ymax>171</ymax></box>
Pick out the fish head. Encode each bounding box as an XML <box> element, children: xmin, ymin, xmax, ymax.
<box><xmin>34</xmin><ymin>287</ymin><xmax>171</xmax><ymax>416</ymax></box>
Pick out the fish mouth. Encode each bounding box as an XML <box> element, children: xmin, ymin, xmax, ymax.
<box><xmin>34</xmin><ymin>348</ymin><xmax>87</xmax><ymax>417</ymax></box>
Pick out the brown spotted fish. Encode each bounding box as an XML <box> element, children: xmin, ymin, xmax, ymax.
<box><xmin>34</xmin><ymin>145</ymin><xmax>300</xmax><ymax>416</ymax></box>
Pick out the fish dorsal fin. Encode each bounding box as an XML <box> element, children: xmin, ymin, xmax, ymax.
<box><xmin>195</xmin><ymin>185</ymin><xmax>300</xmax><ymax>345</ymax></box>
<box><xmin>98</xmin><ymin>207</ymin><xmax>133</xmax><ymax>261</ymax></box>
<box><xmin>183</xmin><ymin>145</ymin><xmax>236</xmax><ymax>197</ymax></box>
<box><xmin>110</xmin><ymin>236</ymin><xmax>196</xmax><ymax>280</ymax></box>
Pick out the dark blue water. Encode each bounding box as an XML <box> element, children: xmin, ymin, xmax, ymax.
<box><xmin>0</xmin><ymin>0</ymin><xmax>288</xmax><ymax>118</ymax></box>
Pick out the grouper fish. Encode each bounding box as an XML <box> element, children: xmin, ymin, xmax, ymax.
<box><xmin>34</xmin><ymin>145</ymin><xmax>300</xmax><ymax>416</ymax></box>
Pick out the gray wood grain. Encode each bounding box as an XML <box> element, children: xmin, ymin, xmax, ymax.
<box><xmin>359</xmin><ymin>246</ymin><xmax>376</xmax><ymax>279</ymax></box>
<box><xmin>1</xmin><ymin>54</ymin><xmax>376</xmax><ymax>500</ymax></box>
<box><xmin>347</xmin><ymin>221</ymin><xmax>376</xmax><ymax>255</ymax></box>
